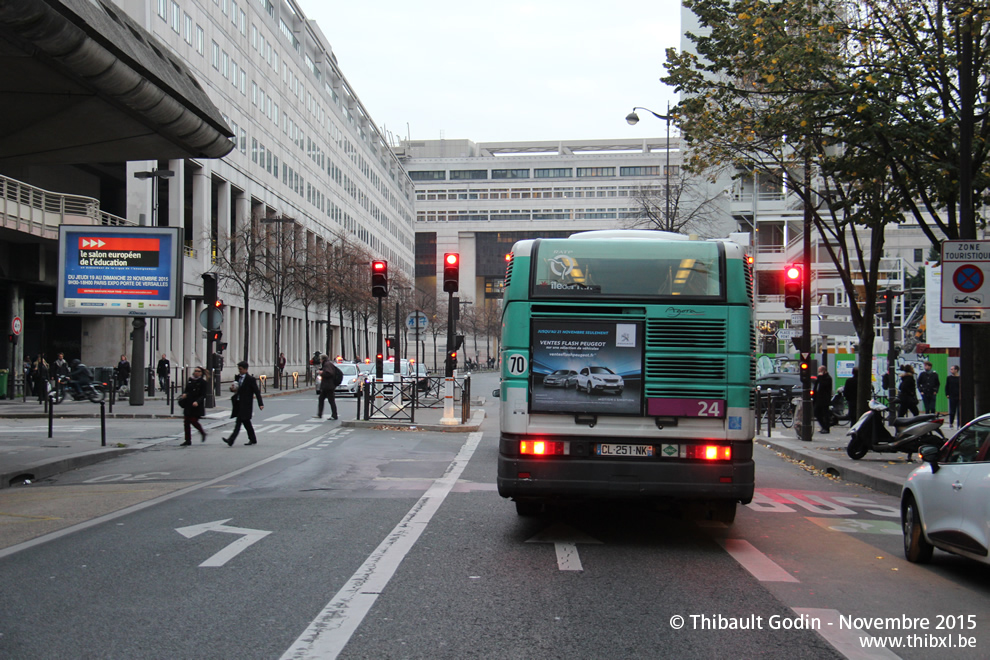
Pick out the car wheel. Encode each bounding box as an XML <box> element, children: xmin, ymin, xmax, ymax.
<box><xmin>903</xmin><ymin>496</ymin><xmax>934</xmax><ymax>563</ymax></box>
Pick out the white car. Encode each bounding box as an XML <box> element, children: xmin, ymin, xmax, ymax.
<box><xmin>575</xmin><ymin>366</ymin><xmax>624</xmax><ymax>395</ymax></box>
<box><xmin>315</xmin><ymin>362</ymin><xmax>364</xmax><ymax>397</ymax></box>
<box><xmin>901</xmin><ymin>413</ymin><xmax>990</xmax><ymax>565</ymax></box>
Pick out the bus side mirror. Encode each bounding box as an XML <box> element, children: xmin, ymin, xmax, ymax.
<box><xmin>492</xmin><ymin>388</ymin><xmax>500</xmax><ymax>398</ymax></box>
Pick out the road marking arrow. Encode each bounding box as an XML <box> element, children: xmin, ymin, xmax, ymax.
<box><xmin>176</xmin><ymin>518</ymin><xmax>272</xmax><ymax>567</ymax></box>
<box><xmin>526</xmin><ymin>522</ymin><xmax>602</xmax><ymax>571</ymax></box>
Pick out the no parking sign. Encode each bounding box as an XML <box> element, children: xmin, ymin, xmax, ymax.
<box><xmin>941</xmin><ymin>240</ymin><xmax>990</xmax><ymax>323</ymax></box>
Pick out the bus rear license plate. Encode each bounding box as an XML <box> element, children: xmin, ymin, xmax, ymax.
<box><xmin>597</xmin><ymin>444</ymin><xmax>654</xmax><ymax>457</ymax></box>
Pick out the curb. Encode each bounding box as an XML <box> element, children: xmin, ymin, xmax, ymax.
<box><xmin>343</xmin><ymin>409</ymin><xmax>486</xmax><ymax>432</ymax></box>
<box><xmin>760</xmin><ymin>437</ymin><xmax>909</xmax><ymax>498</ymax></box>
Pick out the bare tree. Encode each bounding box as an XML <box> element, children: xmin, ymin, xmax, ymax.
<box><xmin>212</xmin><ymin>213</ymin><xmax>267</xmax><ymax>363</ymax></box>
<box><xmin>628</xmin><ymin>173</ymin><xmax>729</xmax><ymax>237</ymax></box>
<box><xmin>252</xmin><ymin>215</ymin><xmax>302</xmax><ymax>380</ymax></box>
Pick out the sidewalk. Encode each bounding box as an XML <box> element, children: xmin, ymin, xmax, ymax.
<box><xmin>0</xmin><ymin>388</ymin><xmax>485</xmax><ymax>489</ymax></box>
<box><xmin>758</xmin><ymin>426</ymin><xmax>919</xmax><ymax>498</ymax></box>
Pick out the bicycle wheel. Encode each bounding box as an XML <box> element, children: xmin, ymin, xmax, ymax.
<box><xmin>778</xmin><ymin>403</ymin><xmax>795</xmax><ymax>428</ymax></box>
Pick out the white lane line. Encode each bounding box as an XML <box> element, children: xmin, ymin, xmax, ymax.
<box><xmin>717</xmin><ymin>538</ymin><xmax>799</xmax><ymax>582</ymax></box>
<box><xmin>264</xmin><ymin>414</ymin><xmax>298</xmax><ymax>422</ymax></box>
<box><xmin>793</xmin><ymin>608</ymin><xmax>902</xmax><ymax>660</ymax></box>
<box><xmin>280</xmin><ymin>431</ymin><xmax>483</xmax><ymax>660</ymax></box>
<box><xmin>0</xmin><ymin>433</ymin><xmax>333</xmax><ymax>560</ymax></box>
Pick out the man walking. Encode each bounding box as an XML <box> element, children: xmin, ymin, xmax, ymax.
<box><xmin>917</xmin><ymin>360</ymin><xmax>940</xmax><ymax>415</ymax></box>
<box><xmin>317</xmin><ymin>355</ymin><xmax>341</xmax><ymax>421</ymax></box>
<box><xmin>813</xmin><ymin>365</ymin><xmax>833</xmax><ymax>434</ymax></box>
<box><xmin>157</xmin><ymin>354</ymin><xmax>171</xmax><ymax>391</ymax></box>
<box><xmin>946</xmin><ymin>365</ymin><xmax>960</xmax><ymax>428</ymax></box>
<box><xmin>223</xmin><ymin>361</ymin><xmax>264</xmax><ymax>446</ymax></box>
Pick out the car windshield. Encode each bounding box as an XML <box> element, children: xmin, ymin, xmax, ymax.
<box><xmin>590</xmin><ymin>367</ymin><xmax>614</xmax><ymax>375</ymax></box>
<box><xmin>551</xmin><ymin>370</ymin><xmax>570</xmax><ymax>376</ymax></box>
<box><xmin>338</xmin><ymin>364</ymin><xmax>358</xmax><ymax>375</ymax></box>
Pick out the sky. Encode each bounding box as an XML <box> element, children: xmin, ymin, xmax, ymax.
<box><xmin>301</xmin><ymin>1</ymin><xmax>684</xmax><ymax>145</ymax></box>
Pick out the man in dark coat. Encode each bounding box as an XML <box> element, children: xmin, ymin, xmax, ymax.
<box><xmin>843</xmin><ymin>366</ymin><xmax>859</xmax><ymax>422</ymax></box>
<box><xmin>223</xmin><ymin>361</ymin><xmax>264</xmax><ymax>446</ymax></box>
<box><xmin>156</xmin><ymin>354</ymin><xmax>171</xmax><ymax>391</ymax></box>
<box><xmin>813</xmin><ymin>365</ymin><xmax>833</xmax><ymax>434</ymax></box>
<box><xmin>317</xmin><ymin>356</ymin><xmax>340</xmax><ymax>420</ymax></box>
<box><xmin>917</xmin><ymin>360</ymin><xmax>940</xmax><ymax>415</ymax></box>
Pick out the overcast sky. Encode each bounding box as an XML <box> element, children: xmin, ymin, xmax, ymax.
<box><xmin>301</xmin><ymin>1</ymin><xmax>683</xmax><ymax>145</ymax></box>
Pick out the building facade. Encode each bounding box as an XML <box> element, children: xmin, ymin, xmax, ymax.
<box><xmin>4</xmin><ymin>0</ymin><xmax>418</xmax><ymax>383</ymax></box>
<box><xmin>396</xmin><ymin>137</ymin><xmax>737</xmax><ymax>367</ymax></box>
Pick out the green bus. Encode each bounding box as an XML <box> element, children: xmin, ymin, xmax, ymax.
<box><xmin>496</xmin><ymin>230</ymin><xmax>756</xmax><ymax>522</ymax></box>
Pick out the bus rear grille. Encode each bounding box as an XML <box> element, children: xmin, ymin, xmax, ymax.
<box><xmin>646</xmin><ymin>356</ymin><xmax>726</xmax><ymax>380</ymax></box>
<box><xmin>647</xmin><ymin>385</ymin><xmax>727</xmax><ymax>399</ymax></box>
<box><xmin>646</xmin><ymin>319</ymin><xmax>727</xmax><ymax>350</ymax></box>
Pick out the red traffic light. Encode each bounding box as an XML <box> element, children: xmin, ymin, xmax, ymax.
<box><xmin>371</xmin><ymin>260</ymin><xmax>388</xmax><ymax>297</ymax></box>
<box><xmin>443</xmin><ymin>253</ymin><xmax>460</xmax><ymax>293</ymax></box>
<box><xmin>214</xmin><ymin>298</ymin><xmax>223</xmax><ymax>309</ymax></box>
<box><xmin>783</xmin><ymin>264</ymin><xmax>803</xmax><ymax>310</ymax></box>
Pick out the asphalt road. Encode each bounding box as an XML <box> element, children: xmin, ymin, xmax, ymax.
<box><xmin>1</xmin><ymin>373</ymin><xmax>988</xmax><ymax>659</ymax></box>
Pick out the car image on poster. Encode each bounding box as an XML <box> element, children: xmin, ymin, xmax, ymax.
<box><xmin>530</xmin><ymin>319</ymin><xmax>642</xmax><ymax>415</ymax></box>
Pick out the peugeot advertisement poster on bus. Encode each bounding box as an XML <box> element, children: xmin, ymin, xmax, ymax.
<box><xmin>530</xmin><ymin>319</ymin><xmax>643</xmax><ymax>415</ymax></box>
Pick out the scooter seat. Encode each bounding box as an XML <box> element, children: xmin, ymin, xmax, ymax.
<box><xmin>892</xmin><ymin>414</ymin><xmax>938</xmax><ymax>427</ymax></box>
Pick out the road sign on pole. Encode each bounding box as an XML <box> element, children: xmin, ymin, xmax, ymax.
<box><xmin>941</xmin><ymin>240</ymin><xmax>990</xmax><ymax>323</ymax></box>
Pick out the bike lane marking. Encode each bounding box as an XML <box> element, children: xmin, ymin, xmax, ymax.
<box><xmin>0</xmin><ymin>432</ymin><xmax>333</xmax><ymax>560</ymax></box>
<box><xmin>280</xmin><ymin>431</ymin><xmax>483</xmax><ymax>660</ymax></box>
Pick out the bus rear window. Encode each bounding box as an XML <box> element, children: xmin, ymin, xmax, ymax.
<box><xmin>530</xmin><ymin>239</ymin><xmax>722</xmax><ymax>299</ymax></box>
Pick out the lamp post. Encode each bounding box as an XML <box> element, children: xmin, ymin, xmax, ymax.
<box><xmin>626</xmin><ymin>104</ymin><xmax>673</xmax><ymax>228</ymax></box>
<box><xmin>132</xmin><ymin>167</ymin><xmax>174</xmax><ymax>403</ymax></box>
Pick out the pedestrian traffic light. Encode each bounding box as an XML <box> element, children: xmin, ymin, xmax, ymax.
<box><xmin>211</xmin><ymin>330</ymin><xmax>222</xmax><ymax>342</ymax></box>
<box><xmin>217</xmin><ymin>342</ymin><xmax>228</xmax><ymax>353</ymax></box>
<box><xmin>371</xmin><ymin>260</ymin><xmax>388</xmax><ymax>297</ymax></box>
<box><xmin>214</xmin><ymin>298</ymin><xmax>224</xmax><ymax>310</ymax></box>
<box><xmin>385</xmin><ymin>338</ymin><xmax>392</xmax><ymax>348</ymax></box>
<box><xmin>443</xmin><ymin>253</ymin><xmax>459</xmax><ymax>293</ymax></box>
<box><xmin>454</xmin><ymin>335</ymin><xmax>464</xmax><ymax>352</ymax></box>
<box><xmin>202</xmin><ymin>272</ymin><xmax>217</xmax><ymax>307</ymax></box>
<box><xmin>783</xmin><ymin>264</ymin><xmax>802</xmax><ymax>310</ymax></box>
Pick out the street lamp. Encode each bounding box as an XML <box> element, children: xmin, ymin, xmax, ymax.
<box><xmin>132</xmin><ymin>167</ymin><xmax>174</xmax><ymax>402</ymax></box>
<box><xmin>626</xmin><ymin>105</ymin><xmax>673</xmax><ymax>230</ymax></box>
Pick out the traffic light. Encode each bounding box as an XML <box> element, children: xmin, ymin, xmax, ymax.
<box><xmin>214</xmin><ymin>298</ymin><xmax>224</xmax><ymax>310</ymax></box>
<box><xmin>454</xmin><ymin>335</ymin><xmax>464</xmax><ymax>352</ymax></box>
<box><xmin>783</xmin><ymin>264</ymin><xmax>802</xmax><ymax>310</ymax></box>
<box><xmin>385</xmin><ymin>338</ymin><xmax>392</xmax><ymax>348</ymax></box>
<box><xmin>878</xmin><ymin>289</ymin><xmax>893</xmax><ymax>323</ymax></box>
<box><xmin>443</xmin><ymin>253</ymin><xmax>459</xmax><ymax>293</ymax></box>
<box><xmin>202</xmin><ymin>273</ymin><xmax>217</xmax><ymax>307</ymax></box>
<box><xmin>217</xmin><ymin>342</ymin><xmax>228</xmax><ymax>353</ymax></box>
<box><xmin>371</xmin><ymin>260</ymin><xmax>388</xmax><ymax>297</ymax></box>
<box><xmin>211</xmin><ymin>330</ymin><xmax>223</xmax><ymax>342</ymax></box>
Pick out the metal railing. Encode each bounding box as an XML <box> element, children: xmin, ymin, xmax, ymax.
<box><xmin>0</xmin><ymin>173</ymin><xmax>132</xmax><ymax>237</ymax></box>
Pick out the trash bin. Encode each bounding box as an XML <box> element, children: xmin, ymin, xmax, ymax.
<box><xmin>0</xmin><ymin>371</ymin><xmax>7</xmax><ymax>399</ymax></box>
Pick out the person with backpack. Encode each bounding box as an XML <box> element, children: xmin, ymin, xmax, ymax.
<box><xmin>317</xmin><ymin>355</ymin><xmax>341</xmax><ymax>420</ymax></box>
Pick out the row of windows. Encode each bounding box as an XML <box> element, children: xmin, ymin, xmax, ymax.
<box><xmin>417</xmin><ymin>209</ymin><xmax>640</xmax><ymax>222</ymax></box>
<box><xmin>415</xmin><ymin>185</ymin><xmax>666</xmax><ymax>201</ymax></box>
<box><xmin>408</xmin><ymin>166</ymin><xmax>678</xmax><ymax>181</ymax></box>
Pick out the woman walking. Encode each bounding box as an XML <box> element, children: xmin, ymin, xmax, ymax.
<box><xmin>897</xmin><ymin>364</ymin><xmax>920</xmax><ymax>417</ymax></box>
<box><xmin>178</xmin><ymin>366</ymin><xmax>210</xmax><ymax>446</ymax></box>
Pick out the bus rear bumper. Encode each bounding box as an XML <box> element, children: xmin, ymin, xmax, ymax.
<box><xmin>497</xmin><ymin>456</ymin><xmax>755</xmax><ymax>504</ymax></box>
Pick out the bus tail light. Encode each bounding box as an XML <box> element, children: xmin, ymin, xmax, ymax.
<box><xmin>520</xmin><ymin>440</ymin><xmax>568</xmax><ymax>456</ymax></box>
<box><xmin>686</xmin><ymin>444</ymin><xmax>732</xmax><ymax>461</ymax></box>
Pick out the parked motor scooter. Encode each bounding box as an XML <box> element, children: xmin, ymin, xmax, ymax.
<box><xmin>846</xmin><ymin>399</ymin><xmax>946</xmax><ymax>460</ymax></box>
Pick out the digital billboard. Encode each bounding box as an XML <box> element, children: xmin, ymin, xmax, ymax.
<box><xmin>57</xmin><ymin>226</ymin><xmax>184</xmax><ymax>318</ymax></box>
<box><xmin>530</xmin><ymin>319</ymin><xmax>643</xmax><ymax>415</ymax></box>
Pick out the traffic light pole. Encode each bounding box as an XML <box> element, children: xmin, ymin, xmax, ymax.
<box><xmin>800</xmin><ymin>153</ymin><xmax>813</xmax><ymax>442</ymax></box>
<box><xmin>445</xmin><ymin>290</ymin><xmax>454</xmax><ymax>377</ymax></box>
<box><xmin>376</xmin><ymin>296</ymin><xmax>384</xmax><ymax>381</ymax></box>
